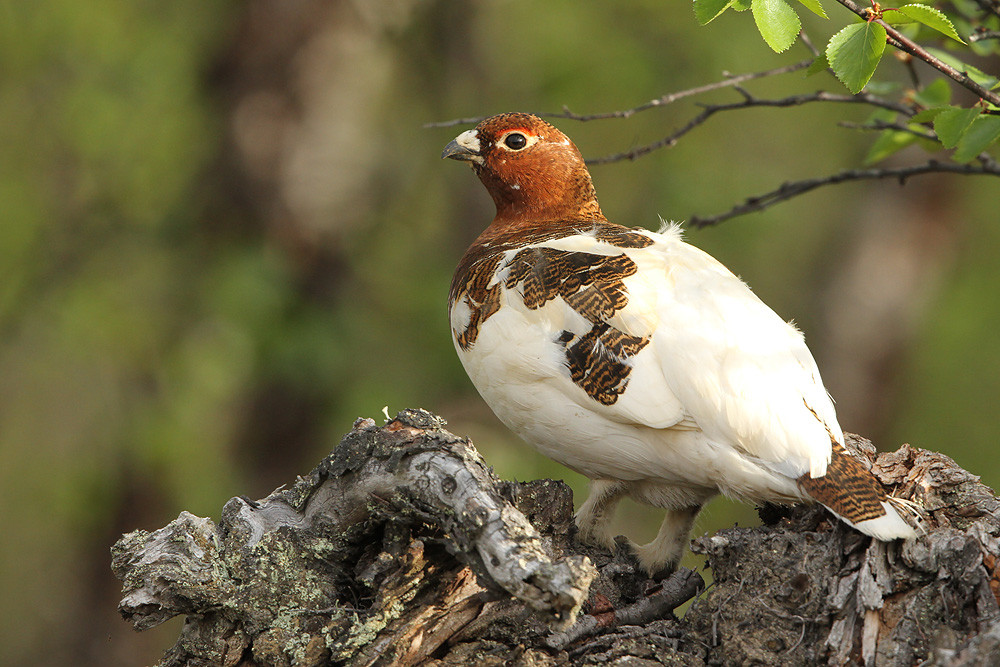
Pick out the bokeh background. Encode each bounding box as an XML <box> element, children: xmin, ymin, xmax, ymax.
<box><xmin>2</xmin><ymin>1</ymin><xmax>998</xmax><ymax>664</ymax></box>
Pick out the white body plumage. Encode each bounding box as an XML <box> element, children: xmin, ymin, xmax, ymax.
<box><xmin>444</xmin><ymin>113</ymin><xmax>916</xmax><ymax>573</ymax></box>
<box><xmin>452</xmin><ymin>224</ymin><xmax>833</xmax><ymax>497</ymax></box>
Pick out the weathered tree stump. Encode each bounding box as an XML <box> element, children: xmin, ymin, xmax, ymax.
<box><xmin>112</xmin><ymin>409</ymin><xmax>1000</xmax><ymax>666</ymax></box>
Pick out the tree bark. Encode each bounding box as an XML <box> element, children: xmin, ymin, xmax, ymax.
<box><xmin>112</xmin><ymin>409</ymin><xmax>1000</xmax><ymax>666</ymax></box>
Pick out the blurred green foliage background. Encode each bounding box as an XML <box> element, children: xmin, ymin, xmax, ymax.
<box><xmin>1</xmin><ymin>1</ymin><xmax>997</xmax><ymax>664</ymax></box>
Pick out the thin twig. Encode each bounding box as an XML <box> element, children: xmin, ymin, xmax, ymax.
<box><xmin>424</xmin><ymin>116</ymin><xmax>492</xmax><ymax>129</ymax></box>
<box><xmin>688</xmin><ymin>159</ymin><xmax>1000</xmax><ymax>227</ymax></box>
<box><xmin>970</xmin><ymin>0</ymin><xmax>1000</xmax><ymax>21</ymax></box>
<box><xmin>836</xmin><ymin>0</ymin><xmax>1000</xmax><ymax>107</ymax></box>
<box><xmin>585</xmin><ymin>90</ymin><xmax>911</xmax><ymax>165</ymax></box>
<box><xmin>969</xmin><ymin>29</ymin><xmax>1000</xmax><ymax>43</ymax></box>
<box><xmin>799</xmin><ymin>29</ymin><xmax>822</xmax><ymax>58</ymax></box>
<box><xmin>838</xmin><ymin>119</ymin><xmax>938</xmax><ymax>142</ymax></box>
<box><xmin>545</xmin><ymin>568</ymin><xmax>704</xmax><ymax>650</ymax></box>
<box><xmin>423</xmin><ymin>61</ymin><xmax>814</xmax><ymax>129</ymax></box>
<box><xmin>550</xmin><ymin>60</ymin><xmax>813</xmax><ymax>122</ymax></box>
<box><xmin>899</xmin><ymin>52</ymin><xmax>922</xmax><ymax>89</ymax></box>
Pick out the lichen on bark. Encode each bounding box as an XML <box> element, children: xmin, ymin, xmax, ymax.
<box><xmin>112</xmin><ymin>411</ymin><xmax>1000</xmax><ymax>666</ymax></box>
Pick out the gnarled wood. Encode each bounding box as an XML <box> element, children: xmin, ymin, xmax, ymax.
<box><xmin>113</xmin><ymin>413</ymin><xmax>1000</xmax><ymax>666</ymax></box>
<box><xmin>112</xmin><ymin>409</ymin><xmax>594</xmax><ymax>666</ymax></box>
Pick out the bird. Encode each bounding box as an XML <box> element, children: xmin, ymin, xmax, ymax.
<box><xmin>441</xmin><ymin>112</ymin><xmax>917</xmax><ymax>576</ymax></box>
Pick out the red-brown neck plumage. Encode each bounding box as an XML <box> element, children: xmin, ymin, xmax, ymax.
<box><xmin>473</xmin><ymin>155</ymin><xmax>605</xmax><ymax>230</ymax></box>
<box><xmin>471</xmin><ymin>114</ymin><xmax>606</xmax><ymax>237</ymax></box>
<box><xmin>448</xmin><ymin>113</ymin><xmax>614</xmax><ymax>303</ymax></box>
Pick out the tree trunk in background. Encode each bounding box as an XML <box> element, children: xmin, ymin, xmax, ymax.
<box><xmin>817</xmin><ymin>178</ymin><xmax>960</xmax><ymax>442</ymax></box>
<box><xmin>210</xmin><ymin>0</ymin><xmax>396</xmax><ymax>490</ymax></box>
<box><xmin>114</xmin><ymin>409</ymin><xmax>1000</xmax><ymax>666</ymax></box>
<box><xmin>87</xmin><ymin>5</ymin><xmax>434</xmax><ymax>663</ymax></box>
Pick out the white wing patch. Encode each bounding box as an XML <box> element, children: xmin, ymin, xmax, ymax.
<box><xmin>639</xmin><ymin>232</ymin><xmax>837</xmax><ymax>479</ymax></box>
<box><xmin>452</xmin><ymin>221</ymin><xmax>838</xmax><ymax>487</ymax></box>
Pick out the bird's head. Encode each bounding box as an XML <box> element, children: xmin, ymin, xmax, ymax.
<box><xmin>442</xmin><ymin>112</ymin><xmax>605</xmax><ymax>227</ymax></box>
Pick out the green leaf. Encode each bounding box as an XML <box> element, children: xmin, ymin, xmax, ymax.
<box><xmin>752</xmin><ymin>0</ymin><xmax>801</xmax><ymax>52</ymax></box>
<box><xmin>893</xmin><ymin>4</ymin><xmax>966</xmax><ymax>43</ymax></box>
<box><xmin>934</xmin><ymin>106</ymin><xmax>982</xmax><ymax>148</ymax></box>
<box><xmin>881</xmin><ymin>9</ymin><xmax>919</xmax><ymax>25</ymax></box>
<box><xmin>866</xmin><ymin>107</ymin><xmax>897</xmax><ymax>124</ymax></box>
<box><xmin>910</xmin><ymin>106</ymin><xmax>949</xmax><ymax>123</ymax></box>
<box><xmin>912</xmin><ymin>78</ymin><xmax>952</xmax><ymax>108</ymax></box>
<box><xmin>864</xmin><ymin>80</ymin><xmax>901</xmax><ymax>95</ymax></box>
<box><xmin>925</xmin><ymin>47</ymin><xmax>1000</xmax><ymax>90</ymax></box>
<box><xmin>953</xmin><ymin>115</ymin><xmax>1000</xmax><ymax>162</ymax></box>
<box><xmin>865</xmin><ymin>129</ymin><xmax>919</xmax><ymax>164</ymax></box>
<box><xmin>732</xmin><ymin>0</ymin><xmax>752</xmax><ymax>10</ymax></box>
<box><xmin>826</xmin><ymin>22</ymin><xmax>887</xmax><ymax>93</ymax></box>
<box><xmin>795</xmin><ymin>0</ymin><xmax>827</xmax><ymax>19</ymax></box>
<box><xmin>695</xmin><ymin>0</ymin><xmax>735</xmax><ymax>24</ymax></box>
<box><xmin>805</xmin><ymin>54</ymin><xmax>830</xmax><ymax>76</ymax></box>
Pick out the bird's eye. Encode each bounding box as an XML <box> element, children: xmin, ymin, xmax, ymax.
<box><xmin>504</xmin><ymin>133</ymin><xmax>528</xmax><ymax>150</ymax></box>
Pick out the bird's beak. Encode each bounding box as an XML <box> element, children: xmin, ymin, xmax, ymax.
<box><xmin>441</xmin><ymin>129</ymin><xmax>482</xmax><ymax>163</ymax></box>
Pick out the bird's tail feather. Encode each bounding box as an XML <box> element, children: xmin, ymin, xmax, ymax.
<box><xmin>798</xmin><ymin>443</ymin><xmax>919</xmax><ymax>540</ymax></box>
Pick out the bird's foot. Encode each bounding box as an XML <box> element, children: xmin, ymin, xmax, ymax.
<box><xmin>630</xmin><ymin>539</ymin><xmax>682</xmax><ymax>581</ymax></box>
<box><xmin>574</xmin><ymin>508</ymin><xmax>621</xmax><ymax>553</ymax></box>
<box><xmin>573</xmin><ymin>527</ymin><xmax>681</xmax><ymax>580</ymax></box>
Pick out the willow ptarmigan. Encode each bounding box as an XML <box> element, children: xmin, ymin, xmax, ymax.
<box><xmin>442</xmin><ymin>112</ymin><xmax>917</xmax><ymax>575</ymax></box>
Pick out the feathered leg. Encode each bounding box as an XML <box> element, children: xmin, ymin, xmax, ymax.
<box><xmin>574</xmin><ymin>479</ymin><xmax>629</xmax><ymax>550</ymax></box>
<box><xmin>632</xmin><ymin>505</ymin><xmax>703</xmax><ymax>577</ymax></box>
